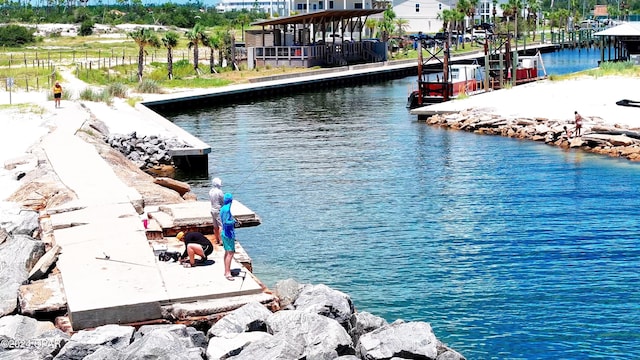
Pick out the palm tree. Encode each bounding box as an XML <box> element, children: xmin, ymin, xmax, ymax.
<box><xmin>206</xmin><ymin>31</ymin><xmax>221</xmax><ymax>74</ymax></box>
<box><xmin>365</xmin><ymin>18</ymin><xmax>378</xmax><ymax>38</ymax></box>
<box><xmin>394</xmin><ymin>18</ymin><xmax>409</xmax><ymax>38</ymax></box>
<box><xmin>380</xmin><ymin>8</ymin><xmax>396</xmax><ymax>42</ymax></box>
<box><xmin>161</xmin><ymin>31</ymin><xmax>179</xmax><ymax>80</ymax></box>
<box><xmin>185</xmin><ymin>23</ymin><xmax>208</xmax><ymax>74</ymax></box>
<box><xmin>128</xmin><ymin>28</ymin><xmax>160</xmax><ymax>83</ymax></box>
<box><xmin>501</xmin><ymin>2</ymin><xmax>514</xmax><ymax>35</ymax></box>
<box><xmin>236</xmin><ymin>12</ymin><xmax>251</xmax><ymax>42</ymax></box>
<box><xmin>526</xmin><ymin>0</ymin><xmax>540</xmax><ymax>41</ymax></box>
<box><xmin>453</xmin><ymin>10</ymin><xmax>465</xmax><ymax>50</ymax></box>
<box><xmin>437</xmin><ymin>9</ymin><xmax>456</xmax><ymax>33</ymax></box>
<box><xmin>456</xmin><ymin>0</ymin><xmax>472</xmax><ymax>48</ymax></box>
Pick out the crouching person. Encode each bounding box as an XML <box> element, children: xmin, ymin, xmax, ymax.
<box><xmin>176</xmin><ymin>231</ymin><xmax>213</xmax><ymax>268</ymax></box>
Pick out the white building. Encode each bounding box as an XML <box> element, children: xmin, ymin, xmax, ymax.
<box><xmin>215</xmin><ymin>0</ymin><xmax>291</xmax><ymax>17</ymax></box>
<box><xmin>216</xmin><ymin>0</ymin><xmax>505</xmax><ymax>34</ymax></box>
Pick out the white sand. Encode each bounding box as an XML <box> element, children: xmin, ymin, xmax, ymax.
<box><xmin>433</xmin><ymin>76</ymin><xmax>640</xmax><ymax>129</ymax></box>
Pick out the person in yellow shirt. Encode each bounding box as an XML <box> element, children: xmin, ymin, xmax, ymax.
<box><xmin>53</xmin><ymin>81</ymin><xmax>62</xmax><ymax>108</ymax></box>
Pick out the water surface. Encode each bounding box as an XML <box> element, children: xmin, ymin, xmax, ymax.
<box><xmin>163</xmin><ymin>49</ymin><xmax>638</xmax><ymax>359</ymax></box>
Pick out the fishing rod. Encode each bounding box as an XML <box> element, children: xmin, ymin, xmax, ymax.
<box><xmin>227</xmin><ymin>159</ymin><xmax>265</xmax><ymax>193</ymax></box>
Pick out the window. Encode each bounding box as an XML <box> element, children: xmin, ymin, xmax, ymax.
<box><xmin>297</xmin><ymin>3</ymin><xmax>307</xmax><ymax>9</ymax></box>
<box><xmin>319</xmin><ymin>1</ymin><xmax>323</xmax><ymax>9</ymax></box>
<box><xmin>354</xmin><ymin>2</ymin><xmax>363</xmax><ymax>8</ymax></box>
<box><xmin>329</xmin><ymin>1</ymin><xmax>334</xmax><ymax>9</ymax></box>
<box><xmin>415</xmin><ymin>3</ymin><xmax>419</xmax><ymax>12</ymax></box>
<box><xmin>313</xmin><ymin>3</ymin><xmax>317</xmax><ymax>9</ymax></box>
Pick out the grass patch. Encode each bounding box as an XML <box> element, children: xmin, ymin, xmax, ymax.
<box><xmin>106</xmin><ymin>82</ymin><xmax>128</xmax><ymax>98</ymax></box>
<box><xmin>79</xmin><ymin>87</ymin><xmax>113</xmax><ymax>105</ymax></box>
<box><xmin>136</xmin><ymin>79</ymin><xmax>161</xmax><ymax>94</ymax></box>
<box><xmin>0</xmin><ymin>103</ymin><xmax>45</xmax><ymax>114</ymax></box>
<box><xmin>126</xmin><ymin>96</ymin><xmax>143</xmax><ymax>107</ymax></box>
<box><xmin>550</xmin><ymin>61</ymin><xmax>640</xmax><ymax>80</ymax></box>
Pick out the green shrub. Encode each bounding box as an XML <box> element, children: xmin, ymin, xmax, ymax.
<box><xmin>99</xmin><ymin>89</ymin><xmax>113</xmax><ymax>105</ymax></box>
<box><xmin>106</xmin><ymin>82</ymin><xmax>128</xmax><ymax>98</ymax></box>
<box><xmin>0</xmin><ymin>25</ymin><xmax>35</xmax><ymax>46</ymax></box>
<box><xmin>79</xmin><ymin>87</ymin><xmax>98</xmax><ymax>101</ymax></box>
<box><xmin>79</xmin><ymin>20</ymin><xmax>95</xmax><ymax>36</ymax></box>
<box><xmin>79</xmin><ymin>87</ymin><xmax>113</xmax><ymax>104</ymax></box>
<box><xmin>137</xmin><ymin>79</ymin><xmax>161</xmax><ymax>93</ymax></box>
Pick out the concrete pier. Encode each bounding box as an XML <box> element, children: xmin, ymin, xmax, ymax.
<box><xmin>38</xmin><ymin>101</ymin><xmax>272</xmax><ymax>330</ymax></box>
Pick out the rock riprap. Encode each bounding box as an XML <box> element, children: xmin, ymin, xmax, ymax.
<box><xmin>105</xmin><ymin>132</ymin><xmax>190</xmax><ymax>170</ymax></box>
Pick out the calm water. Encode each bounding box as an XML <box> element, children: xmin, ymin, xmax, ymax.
<box><xmin>164</xmin><ymin>49</ymin><xmax>639</xmax><ymax>359</ymax></box>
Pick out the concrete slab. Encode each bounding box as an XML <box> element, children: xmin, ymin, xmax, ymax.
<box><xmin>18</xmin><ymin>273</ymin><xmax>67</xmax><ymax>316</ymax></box>
<box><xmin>42</xmin><ymin>131</ymin><xmax>141</xmax><ymax>207</ymax></box>
<box><xmin>48</xmin><ymin>202</ymin><xmax>140</xmax><ymax>230</ymax></box>
<box><xmin>156</xmin><ymin>201</ymin><xmax>261</xmax><ymax>229</ymax></box>
<box><xmin>157</xmin><ymin>246</ymin><xmax>263</xmax><ymax>303</ymax></box>
<box><xmin>53</xmin><ymin>215</ymin><xmax>166</xmax><ymax>329</ymax></box>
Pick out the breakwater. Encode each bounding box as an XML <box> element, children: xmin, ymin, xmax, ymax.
<box><xmin>423</xmin><ymin>109</ymin><xmax>640</xmax><ymax>161</ymax></box>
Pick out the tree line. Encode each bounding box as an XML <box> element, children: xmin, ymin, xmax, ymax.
<box><xmin>128</xmin><ymin>23</ymin><xmax>237</xmax><ymax>84</ymax></box>
<box><xmin>0</xmin><ymin>1</ymin><xmax>265</xmax><ymax>30</ymax></box>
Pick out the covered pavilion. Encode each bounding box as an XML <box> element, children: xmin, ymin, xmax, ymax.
<box><xmin>594</xmin><ymin>22</ymin><xmax>640</xmax><ymax>64</ymax></box>
<box><xmin>245</xmin><ymin>9</ymin><xmax>387</xmax><ymax>69</ymax></box>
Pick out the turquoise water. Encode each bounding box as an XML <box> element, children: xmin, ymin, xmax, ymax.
<box><xmin>163</xmin><ymin>49</ymin><xmax>639</xmax><ymax>359</ymax></box>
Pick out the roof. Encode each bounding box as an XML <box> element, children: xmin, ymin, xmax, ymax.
<box><xmin>594</xmin><ymin>22</ymin><xmax>640</xmax><ymax>36</ymax></box>
<box><xmin>593</xmin><ymin>5</ymin><xmax>608</xmax><ymax>17</ymax></box>
<box><xmin>251</xmin><ymin>9</ymin><xmax>384</xmax><ymax>27</ymax></box>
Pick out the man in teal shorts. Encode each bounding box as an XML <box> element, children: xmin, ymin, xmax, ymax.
<box><xmin>220</xmin><ymin>193</ymin><xmax>237</xmax><ymax>281</ymax></box>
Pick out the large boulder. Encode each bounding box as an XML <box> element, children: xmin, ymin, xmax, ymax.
<box><xmin>0</xmin><ymin>349</ymin><xmax>44</xmax><ymax>359</ymax></box>
<box><xmin>53</xmin><ymin>342</ymin><xmax>102</xmax><ymax>360</ymax></box>
<box><xmin>121</xmin><ymin>327</ymin><xmax>203</xmax><ymax>360</ymax></box>
<box><xmin>224</xmin><ymin>334</ymin><xmax>304</xmax><ymax>360</ymax></box>
<box><xmin>348</xmin><ymin>311</ymin><xmax>388</xmax><ymax>346</ymax></box>
<box><xmin>134</xmin><ymin>324</ymin><xmax>206</xmax><ymax>351</ymax></box>
<box><xmin>0</xmin><ymin>203</ymin><xmax>39</xmax><ymax>237</ymax></box>
<box><xmin>266</xmin><ymin>309</ymin><xmax>355</xmax><ymax>359</ymax></box>
<box><xmin>273</xmin><ymin>278</ymin><xmax>303</xmax><ymax>309</ymax></box>
<box><xmin>70</xmin><ymin>324</ymin><xmax>135</xmax><ymax>350</ymax></box>
<box><xmin>81</xmin><ymin>346</ymin><xmax>124</xmax><ymax>360</ymax></box>
<box><xmin>294</xmin><ymin>284</ymin><xmax>354</xmax><ymax>326</ymax></box>
<box><xmin>206</xmin><ymin>331</ymin><xmax>272</xmax><ymax>360</ymax></box>
<box><xmin>0</xmin><ymin>235</ymin><xmax>46</xmax><ymax>315</ymax></box>
<box><xmin>207</xmin><ymin>301</ymin><xmax>273</xmax><ymax>339</ymax></box>
<box><xmin>356</xmin><ymin>320</ymin><xmax>439</xmax><ymax>360</ymax></box>
<box><xmin>435</xmin><ymin>341</ymin><xmax>467</xmax><ymax>360</ymax></box>
<box><xmin>0</xmin><ymin>315</ymin><xmax>66</xmax><ymax>358</ymax></box>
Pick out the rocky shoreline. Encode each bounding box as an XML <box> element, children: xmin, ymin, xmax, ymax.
<box><xmin>1</xmin><ymin>112</ymin><xmax>466</xmax><ymax>359</ymax></box>
<box><xmin>424</xmin><ymin>108</ymin><xmax>640</xmax><ymax>161</ymax></box>
<box><xmin>0</xmin><ymin>205</ymin><xmax>466</xmax><ymax>359</ymax></box>
<box><xmin>0</xmin><ymin>276</ymin><xmax>466</xmax><ymax>359</ymax></box>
